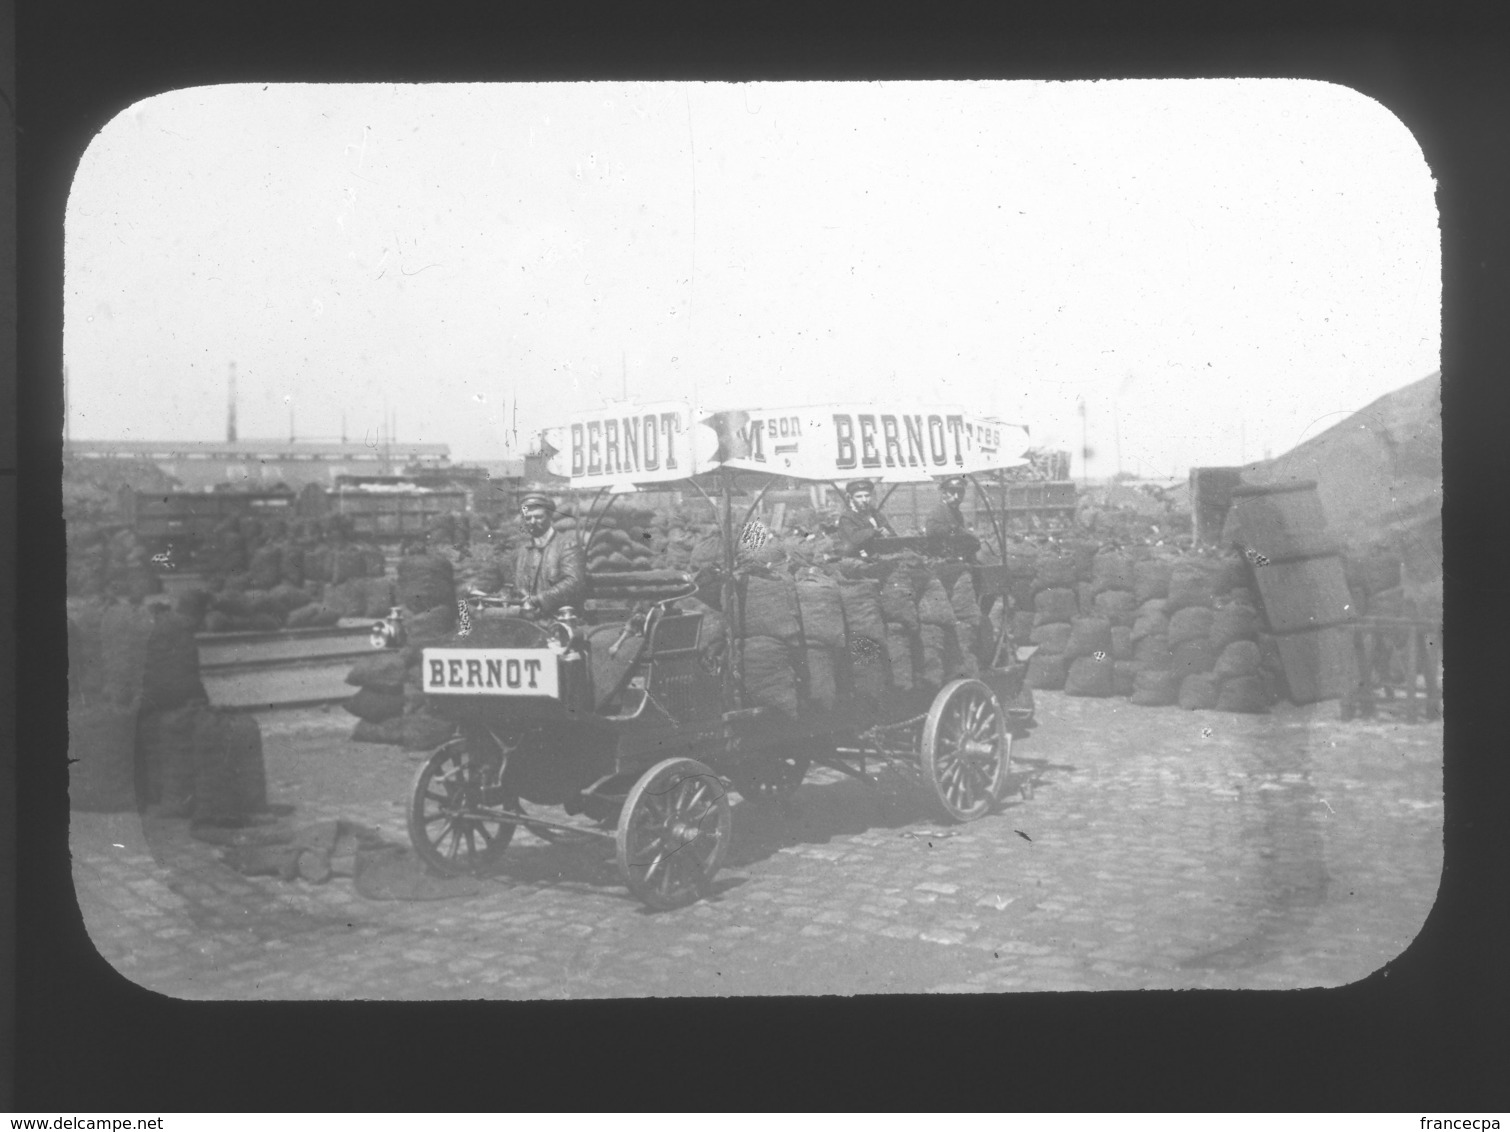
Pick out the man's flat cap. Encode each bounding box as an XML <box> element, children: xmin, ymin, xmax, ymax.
<box><xmin>845</xmin><ymin>479</ymin><xmax>875</xmax><ymax>495</ymax></box>
<box><xmin>941</xmin><ymin>475</ymin><xmax>968</xmax><ymax>491</ymax></box>
<box><xmin>518</xmin><ymin>492</ymin><xmax>556</xmax><ymax>511</ymax></box>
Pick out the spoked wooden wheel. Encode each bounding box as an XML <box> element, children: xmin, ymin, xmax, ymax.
<box><xmin>407</xmin><ymin>739</ymin><xmax>516</xmax><ymax>876</ymax></box>
<box><xmin>920</xmin><ymin>679</ymin><xmax>1010</xmax><ymax>822</ymax></box>
<box><xmin>615</xmin><ymin>758</ymin><xmax>732</xmax><ymax>910</ymax></box>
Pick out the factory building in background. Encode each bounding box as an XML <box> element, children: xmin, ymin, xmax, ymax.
<box><xmin>63</xmin><ymin>438</ymin><xmax>452</xmax><ymax>491</ymax></box>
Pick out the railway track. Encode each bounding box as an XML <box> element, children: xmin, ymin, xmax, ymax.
<box><xmin>198</xmin><ymin>622</ymin><xmax>377</xmax><ymax>711</ymax></box>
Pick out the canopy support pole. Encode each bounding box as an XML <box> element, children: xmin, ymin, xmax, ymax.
<box><xmin>720</xmin><ymin>468</ymin><xmax>743</xmax><ymax>709</ymax></box>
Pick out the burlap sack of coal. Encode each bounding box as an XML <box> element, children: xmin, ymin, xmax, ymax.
<box><xmin>1133</xmin><ymin>633</ymin><xmax>1173</xmax><ymax>670</ymax></box>
<box><xmin>1209</xmin><ymin>602</ymin><xmax>1262</xmax><ymax>652</ymax></box>
<box><xmin>397</xmin><ymin>555</ymin><xmax>456</xmax><ymax>615</ymax></box>
<box><xmin>1168</xmin><ymin>606</ymin><xmax>1216</xmax><ymax>648</ymax></box>
<box><xmin>838</xmin><ymin>579</ymin><xmax>888</xmax><ymax>648</ymax></box>
<box><xmin>917</xmin><ymin>624</ymin><xmax>948</xmax><ymax>689</ymax></box>
<box><xmin>1033</xmin><ymin>550</ymin><xmax>1080</xmax><ymax>593</ymax></box>
<box><xmin>285</xmin><ymin>603</ymin><xmax>341</xmax><ymax>629</ymax></box>
<box><xmin>1110</xmin><ymin>626</ymin><xmax>1134</xmax><ymax>662</ymax></box>
<box><xmin>1214</xmin><ymin>639</ymin><xmax>1262</xmax><ymax>681</ymax></box>
<box><xmin>346</xmin><ymin>652</ymin><xmax>410</xmax><ymax>692</ymax></box>
<box><xmin>100</xmin><ymin>603</ymin><xmax>154</xmax><ymax>706</ymax></box>
<box><xmin>1172</xmin><ymin>638</ymin><xmax>1216</xmax><ymax>678</ymax></box>
<box><xmin>404</xmin><ymin>602</ymin><xmax>458</xmax><ymax>641</ymax></box>
<box><xmin>352</xmin><ymin>718</ymin><xmax>406</xmax><ymax>745</ymax></box>
<box><xmin>849</xmin><ymin>635</ymin><xmax>891</xmax><ymax>703</ymax></box>
<box><xmin>361</xmin><ymin>577</ymin><xmax>396</xmax><ymax>616</ymax></box>
<box><xmin>69</xmin><ymin>700</ymin><xmax>141</xmax><ymax>812</ymax></box>
<box><xmin>1130</xmin><ymin>608</ymin><xmax>1169</xmax><ymax>643</ymax></box>
<box><xmin>191</xmin><ymin>710</ymin><xmax>266</xmax><ymax>824</ymax></box>
<box><xmin>880</xmin><ymin>567</ymin><xmax>921</xmax><ymax>629</ymax></box>
<box><xmin>1260</xmin><ymin>665</ymin><xmax>1290</xmax><ymax>707</ymax></box>
<box><xmin>1033</xmin><ymin>587</ymin><xmax>1078</xmax><ymax>626</ymax></box>
<box><xmin>141</xmin><ymin>607</ymin><xmax>207</xmax><ymax>712</ymax></box>
<box><xmin>1066</xmin><ymin>654</ymin><xmax>1115</xmax><ymax>697</ymax></box>
<box><xmin>1166</xmin><ymin>561</ymin><xmax>1216</xmax><ymax>613</ymax></box>
<box><xmin>916</xmin><ymin>577</ymin><xmax>956</xmax><ymax>628</ymax></box>
<box><xmin>947</xmin><ymin>623</ymin><xmax>980</xmax><ymax>680</ymax></box>
<box><xmin>950</xmin><ymin>572</ymin><xmax>982</xmax><ymax>627</ymax></box>
<box><xmin>1029</xmin><ymin>622</ymin><xmax>1072</xmax><ymax>654</ymax></box>
<box><xmin>1177</xmin><ymin>673</ymin><xmax>1219</xmax><ymax>711</ymax></box>
<box><xmin>1076</xmin><ymin>581</ymin><xmax>1097</xmax><ymax>620</ymax></box>
<box><xmin>739</xmin><ymin>635</ymin><xmax>799</xmax><ymax>718</ymax></box>
<box><xmin>277</xmin><ymin>544</ymin><xmax>305</xmax><ymax>587</ymax></box>
<box><xmin>173</xmin><ymin>587</ymin><xmax>212</xmax><ymax>631</ymax></box>
<box><xmin>138</xmin><ymin>704</ymin><xmax>200</xmax><ymax>815</ymax></box>
<box><xmin>302</xmin><ymin>543</ymin><xmax>331</xmax><ymax>583</ymax></box>
<box><xmin>247</xmin><ymin>545</ymin><xmax>283</xmax><ymax>590</ymax></box>
<box><xmin>736</xmin><ymin>573</ymin><xmax>802</xmax><ymax>643</ymax></box>
<box><xmin>400</xmin><ymin>714</ymin><xmax>455</xmax><ymax>751</ymax></box>
<box><xmin>1216</xmin><ymin>675</ymin><xmax>1270</xmax><ymax>714</ymax></box>
<box><xmin>1026</xmin><ymin>652</ymin><xmax>1069</xmax><ymax>691</ymax></box>
<box><xmin>1133</xmin><ymin>558</ymin><xmax>1173</xmax><ymax>603</ymax></box>
<box><xmin>320</xmin><ymin>578</ymin><xmax>368</xmax><ymax>619</ymax></box>
<box><xmin>268</xmin><ymin>582</ymin><xmax>314</xmax><ymax>615</ymax></box>
<box><xmin>885</xmin><ymin>624</ymin><xmax>916</xmax><ymax>691</ymax></box>
<box><xmin>1065</xmin><ymin>617</ymin><xmax>1113</xmax><ymax>660</ymax></box>
<box><xmin>1210</xmin><ymin>554</ymin><xmax>1249</xmax><ymax>597</ymax></box>
<box><xmin>1113</xmin><ymin>660</ymin><xmax>1138</xmax><ymax>697</ymax></box>
<box><xmin>344</xmin><ymin>687</ymin><xmax>405</xmax><ymax>723</ymax></box>
<box><xmin>1129</xmin><ymin>668</ymin><xmax>1181</xmax><ymax>707</ymax></box>
<box><xmin>795</xmin><ymin>574</ymin><xmax>847</xmax><ymax>650</ymax></box>
<box><xmin>1092</xmin><ymin>589</ymin><xmax>1138</xmax><ymax>626</ymax></box>
<box><xmin>330</xmin><ymin>544</ymin><xmax>368</xmax><ymax>585</ymax></box>
<box><xmin>1010</xmin><ymin>610</ymin><xmax>1037</xmax><ymax>645</ymax></box>
<box><xmin>803</xmin><ymin>646</ymin><xmax>840</xmax><ymax>713</ymax></box>
<box><xmin>1091</xmin><ymin>551</ymin><xmax>1136</xmax><ymax>596</ymax></box>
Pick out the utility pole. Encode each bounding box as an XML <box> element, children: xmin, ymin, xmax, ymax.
<box><xmin>227</xmin><ymin>361</ymin><xmax>238</xmax><ymax>443</ymax></box>
<box><xmin>1077</xmin><ymin>397</ymin><xmax>1088</xmax><ymax>486</ymax></box>
<box><xmin>63</xmin><ymin>364</ymin><xmax>70</xmax><ymax>443</ymax></box>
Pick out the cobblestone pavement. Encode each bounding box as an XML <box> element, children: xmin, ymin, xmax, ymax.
<box><xmin>69</xmin><ymin>692</ymin><xmax>1443</xmax><ymax>998</ymax></box>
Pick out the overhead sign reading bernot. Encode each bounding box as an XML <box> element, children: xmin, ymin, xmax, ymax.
<box><xmin>540</xmin><ymin>401</ymin><xmax>717</xmax><ymax>487</ymax></box>
<box><xmin>703</xmin><ymin>404</ymin><xmax>1031</xmax><ymax>483</ymax></box>
<box><xmin>542</xmin><ymin>400</ymin><xmax>1031</xmax><ymax>487</ymax></box>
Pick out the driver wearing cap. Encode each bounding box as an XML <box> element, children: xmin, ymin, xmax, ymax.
<box><xmin>925</xmin><ymin>475</ymin><xmax>982</xmax><ymax>561</ymax></box>
<box><xmin>835</xmin><ymin>479</ymin><xmax>898</xmax><ymax>559</ymax></box>
<box><xmin>513</xmin><ymin>493</ymin><xmax>586</xmax><ymax>617</ymax></box>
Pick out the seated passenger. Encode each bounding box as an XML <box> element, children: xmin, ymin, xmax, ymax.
<box><xmin>835</xmin><ymin>479</ymin><xmax>897</xmax><ymax>560</ymax></box>
<box><xmin>924</xmin><ymin>475</ymin><xmax>983</xmax><ymax>561</ymax></box>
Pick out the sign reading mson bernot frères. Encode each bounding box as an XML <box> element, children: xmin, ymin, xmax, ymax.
<box><xmin>542</xmin><ymin>401</ymin><xmax>1031</xmax><ymax>487</ymax></box>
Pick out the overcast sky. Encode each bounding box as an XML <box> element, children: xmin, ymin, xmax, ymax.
<box><xmin>63</xmin><ymin>79</ymin><xmax>1439</xmax><ymax>477</ymax></box>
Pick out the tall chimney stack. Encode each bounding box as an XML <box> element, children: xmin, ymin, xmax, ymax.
<box><xmin>227</xmin><ymin>361</ymin><xmax>239</xmax><ymax>443</ymax></box>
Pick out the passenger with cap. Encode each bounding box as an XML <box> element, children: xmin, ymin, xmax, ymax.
<box><xmin>835</xmin><ymin>479</ymin><xmax>897</xmax><ymax>559</ymax></box>
<box><xmin>512</xmin><ymin>493</ymin><xmax>586</xmax><ymax>617</ymax></box>
<box><xmin>925</xmin><ymin>475</ymin><xmax>982</xmax><ymax>561</ymax></box>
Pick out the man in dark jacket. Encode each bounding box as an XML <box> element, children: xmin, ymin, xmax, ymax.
<box><xmin>924</xmin><ymin>475</ymin><xmax>982</xmax><ymax>561</ymax></box>
<box><xmin>835</xmin><ymin>479</ymin><xmax>897</xmax><ymax>559</ymax></box>
<box><xmin>513</xmin><ymin>493</ymin><xmax>586</xmax><ymax>617</ymax></box>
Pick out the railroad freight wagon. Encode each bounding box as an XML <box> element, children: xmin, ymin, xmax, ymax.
<box><xmin>119</xmin><ymin>486</ymin><xmax>303</xmax><ymax>547</ymax></box>
<box><xmin>329</xmin><ymin>485</ymin><xmax>469</xmax><ymax>542</ymax></box>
